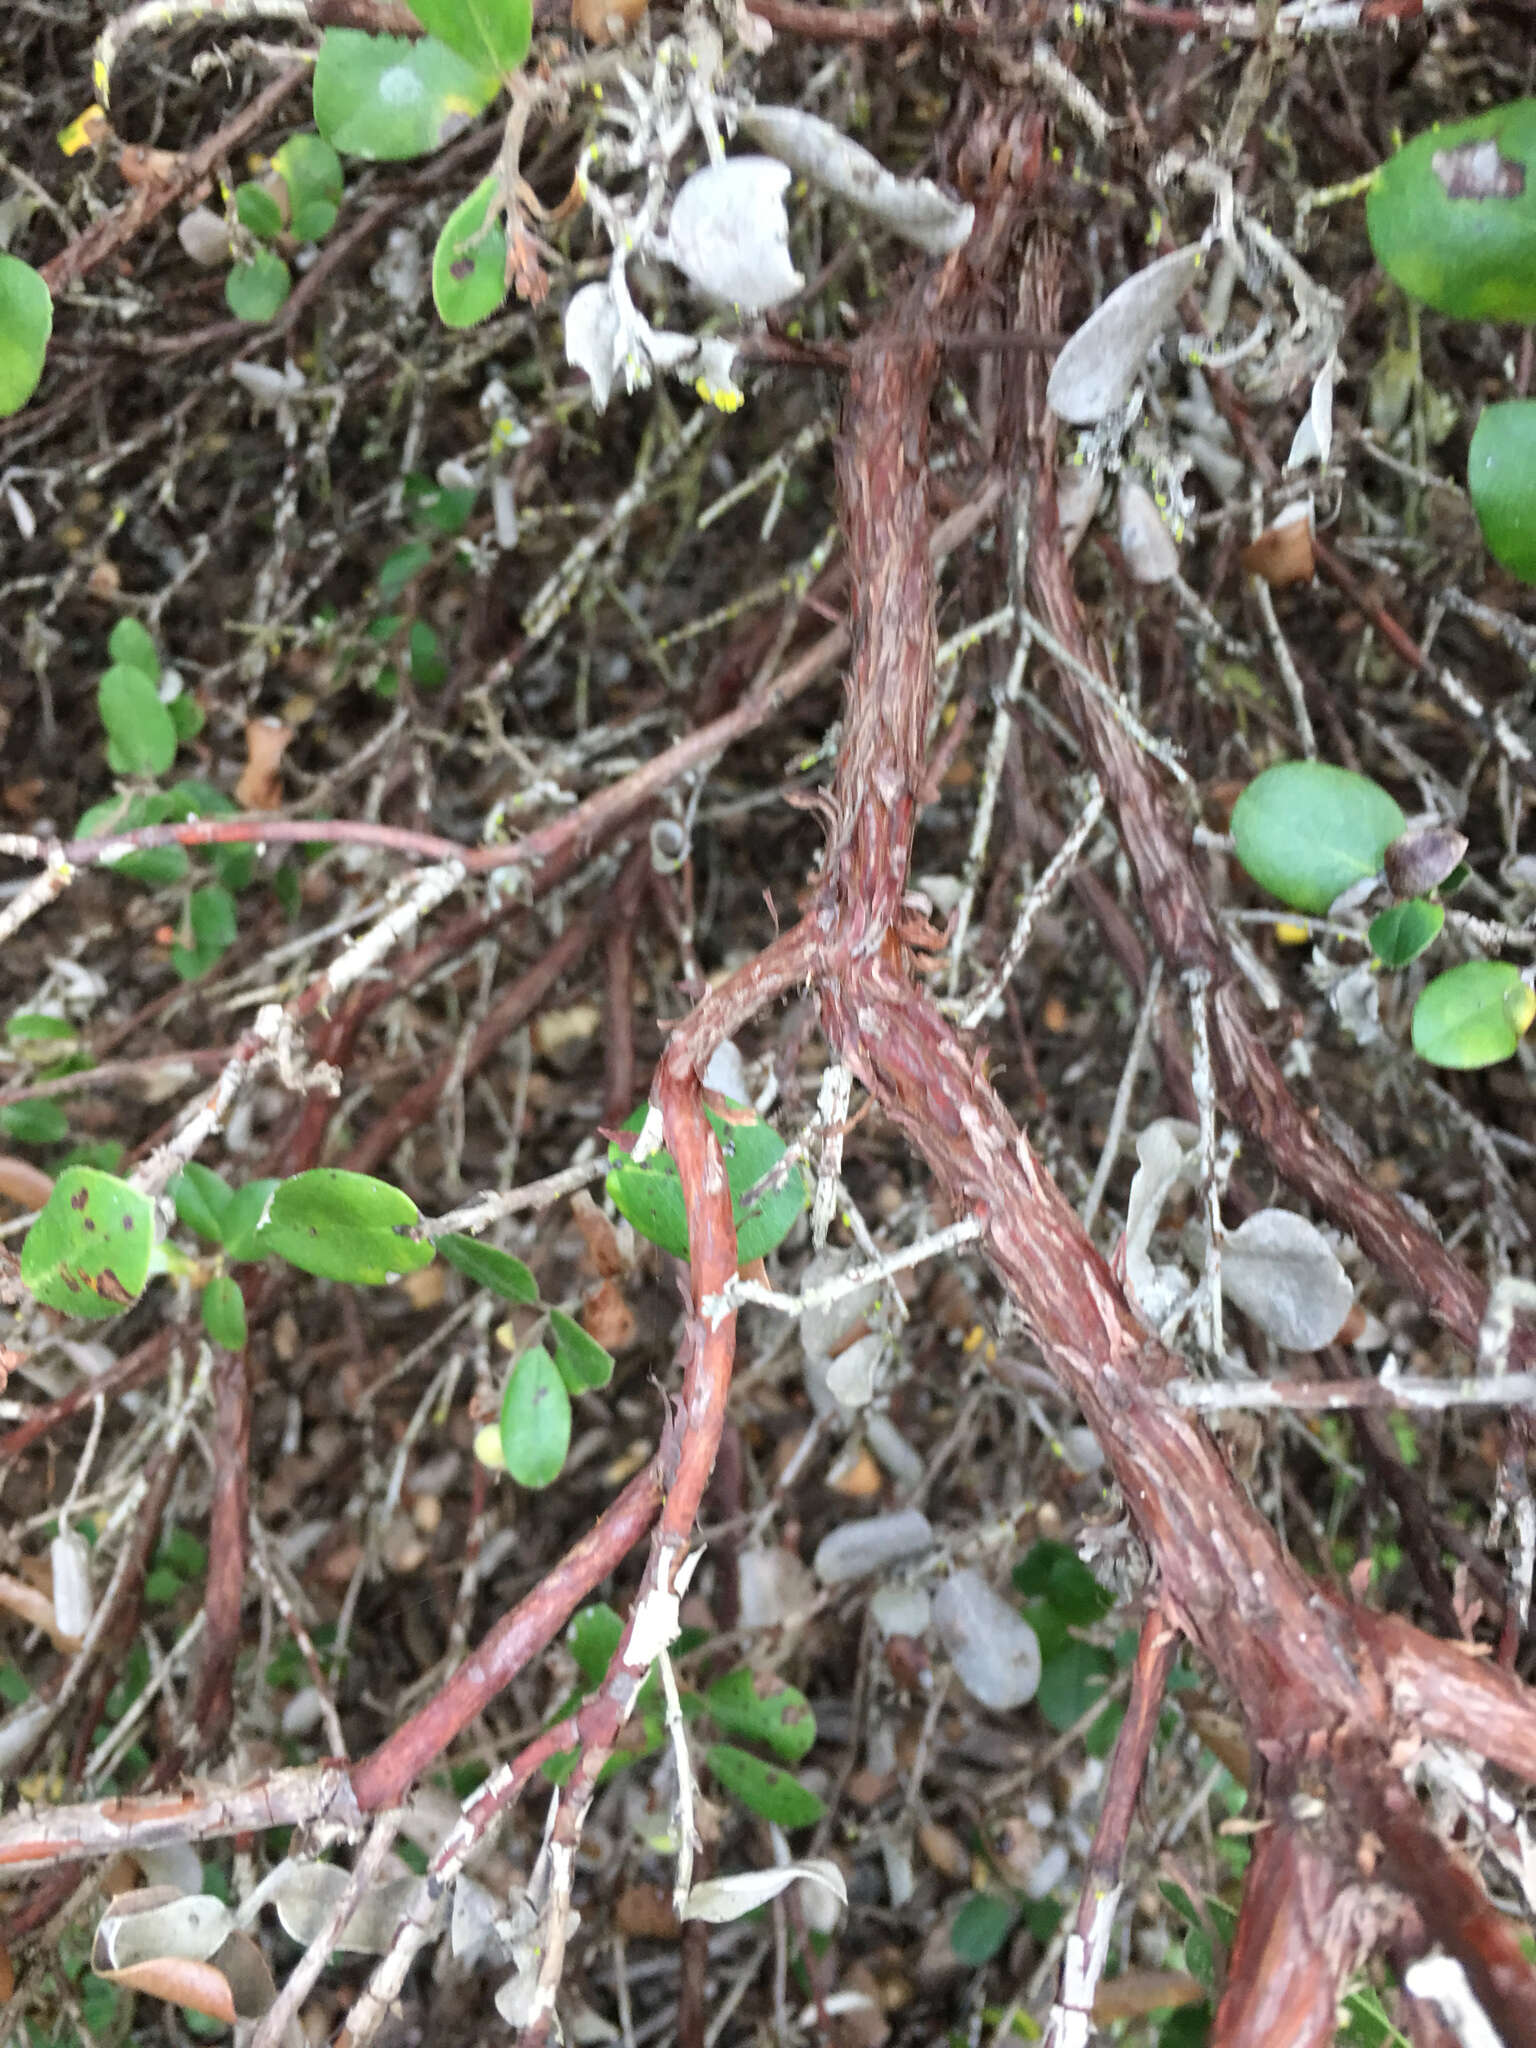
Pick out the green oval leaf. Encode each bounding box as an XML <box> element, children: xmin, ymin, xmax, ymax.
<box><xmin>272</xmin><ymin>132</ymin><xmax>343</xmax><ymax>210</ymax></box>
<box><xmin>403</xmin><ymin>0</ymin><xmax>532</xmax><ymax>76</ymax></box>
<box><xmin>225</xmin><ymin>248</ymin><xmax>291</xmax><ymax>323</ymax></box>
<box><xmin>0</xmin><ymin>254</ymin><xmax>51</xmax><ymax>417</ymax></box>
<box><xmin>257</xmin><ymin>1168</ymin><xmax>434</xmax><ymax>1282</ymax></box>
<box><xmin>432</xmin><ymin>174</ymin><xmax>510</xmax><ymax>328</ymax></box>
<box><xmin>1468</xmin><ymin>400</ymin><xmax>1536</xmax><ymax>584</ymax></box>
<box><xmin>108</xmin><ymin>617</ymin><xmax>159</xmax><ymax>680</ymax></box>
<box><xmin>950</xmin><ymin>1892</ymin><xmax>1019</xmax><ymax>1967</ymax></box>
<box><xmin>1036</xmin><ymin>1639</ymin><xmax>1116</xmax><ymax>1734</ymax></box>
<box><xmin>170</xmin><ymin>1162</ymin><xmax>235</xmax><ymax>1243</ymax></box>
<box><xmin>705</xmin><ymin>1668</ymin><xmax>816</xmax><ymax>1764</ymax></box>
<box><xmin>313</xmin><ymin>31</ymin><xmax>499</xmax><ymax>162</ymax></box>
<box><xmin>234</xmin><ymin>181</ymin><xmax>284</xmax><ymax>240</ymax></box>
<box><xmin>0</xmin><ymin>1100</ymin><xmax>68</xmax><ymax>1145</ymax></box>
<box><xmin>437</xmin><ymin>1231</ymin><xmax>538</xmax><ymax>1302</ymax></box>
<box><xmin>1368</xmin><ymin>897</ymin><xmax>1444</xmax><ymax>968</ymax></box>
<box><xmin>706</xmin><ymin>1745</ymin><xmax>825</xmax><ymax>1829</ymax></box>
<box><xmin>1411</xmin><ymin>960</ymin><xmax>1536</xmax><ymax>1069</ymax></box>
<box><xmin>1231</xmin><ymin>762</ymin><xmax>1405</xmax><ymax>915</ymax></box>
<box><xmin>569</xmin><ymin>1602</ymin><xmax>624</xmax><ymax>1687</ymax></box>
<box><xmin>20</xmin><ymin>1167</ymin><xmax>155</xmax><ymax>1319</ymax></box>
<box><xmin>98</xmin><ymin>663</ymin><xmax>177</xmax><ymax>777</ymax></box>
<box><xmin>202</xmin><ymin>1274</ymin><xmax>248</xmax><ymax>1350</ymax></box>
<box><xmin>606</xmin><ymin>1103</ymin><xmax>809</xmax><ymax>1266</ymax></box>
<box><xmin>548</xmin><ymin>1307</ymin><xmax>614</xmax><ymax>1392</ymax></box>
<box><xmin>499</xmin><ymin>1343</ymin><xmax>571</xmax><ymax>1488</ymax></box>
<box><xmin>1366</xmin><ymin>98</ymin><xmax>1536</xmax><ymax>324</ymax></box>
<box><xmin>289</xmin><ymin>198</ymin><xmax>339</xmax><ymax>243</ymax></box>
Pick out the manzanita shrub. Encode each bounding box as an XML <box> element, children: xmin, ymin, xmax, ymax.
<box><xmin>1367</xmin><ymin>97</ymin><xmax>1536</xmax><ymax>585</ymax></box>
<box><xmin>1231</xmin><ymin>760</ymin><xmax>1535</xmax><ymax>1069</ymax></box>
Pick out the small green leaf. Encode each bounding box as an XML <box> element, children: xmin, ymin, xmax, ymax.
<box><xmin>706</xmin><ymin>1745</ymin><xmax>825</xmax><ymax>1828</ymax></box>
<box><xmin>432</xmin><ymin>174</ymin><xmax>510</xmax><ymax>329</ymax></box>
<box><xmin>548</xmin><ymin>1307</ymin><xmax>614</xmax><ymax>1392</ymax></box>
<box><xmin>108</xmin><ymin>618</ymin><xmax>159</xmax><ymax>680</ymax></box>
<box><xmin>202</xmin><ymin>1274</ymin><xmax>248</xmax><ymax>1350</ymax></box>
<box><xmin>1231</xmin><ymin>762</ymin><xmax>1405</xmax><ymax>915</ymax></box>
<box><xmin>1368</xmin><ymin>897</ymin><xmax>1444</xmax><ymax>968</ymax></box>
<box><xmin>168</xmin><ymin>692</ymin><xmax>205</xmax><ymax>743</ymax></box>
<box><xmin>234</xmin><ymin>181</ymin><xmax>284</xmax><ymax>239</ymax></box>
<box><xmin>313</xmin><ymin>31</ymin><xmax>500</xmax><ymax>162</ymax></box>
<box><xmin>1468</xmin><ymin>400</ymin><xmax>1536</xmax><ymax>585</ymax></box>
<box><xmin>20</xmin><ymin>1167</ymin><xmax>155</xmax><ymax>1319</ymax></box>
<box><xmin>218</xmin><ymin>1179</ymin><xmax>280</xmax><ymax>1263</ymax></box>
<box><xmin>170</xmin><ymin>1162</ymin><xmax>235</xmax><ymax>1243</ymax></box>
<box><xmin>377</xmin><ymin>540</ymin><xmax>433</xmax><ymax>597</ymax></box>
<box><xmin>499</xmin><ymin>1343</ymin><xmax>571</xmax><ymax>1488</ymax></box>
<box><xmin>705</xmin><ymin>1668</ymin><xmax>816</xmax><ymax>1764</ymax></box>
<box><xmin>438</xmin><ymin>1232</ymin><xmax>539</xmax><ymax>1302</ymax></box>
<box><xmin>1012</xmin><ymin>1539</ymin><xmax>1115</xmax><ymax>1626</ymax></box>
<box><xmin>406</xmin><ymin>474</ymin><xmax>477</xmax><ymax>533</ymax></box>
<box><xmin>569</xmin><ymin>1602</ymin><xmax>624</xmax><ymax>1686</ymax></box>
<box><xmin>409</xmin><ymin>619</ymin><xmax>448</xmax><ymax>688</ymax></box>
<box><xmin>99</xmin><ymin>664</ymin><xmax>177</xmax><ymax>776</ymax></box>
<box><xmin>0</xmin><ymin>253</ymin><xmax>51</xmax><ymax>417</ymax></box>
<box><xmin>289</xmin><ymin>198</ymin><xmax>339</xmax><ymax>242</ymax></box>
<box><xmin>1036</xmin><ymin>1638</ymin><xmax>1116</xmax><ymax>1734</ymax></box>
<box><xmin>272</xmin><ymin>132</ymin><xmax>343</xmax><ymax>210</ymax></box>
<box><xmin>171</xmin><ymin>883</ymin><xmax>240</xmax><ymax>981</ymax></box>
<box><xmin>1412</xmin><ymin>960</ymin><xmax>1536</xmax><ymax>1069</ymax></box>
<box><xmin>8</xmin><ymin>1013</ymin><xmax>76</xmax><ymax>1044</ymax></box>
<box><xmin>606</xmin><ymin>1104</ymin><xmax>809</xmax><ymax>1266</ymax></box>
<box><xmin>225</xmin><ymin>249</ymin><xmax>291</xmax><ymax>322</ymax></box>
<box><xmin>258</xmin><ymin>1168</ymin><xmax>434</xmax><ymax>1282</ymax></box>
<box><xmin>404</xmin><ymin>0</ymin><xmax>532</xmax><ymax>76</ymax></box>
<box><xmin>949</xmin><ymin>1892</ymin><xmax>1018</xmax><ymax>1967</ymax></box>
<box><xmin>1366</xmin><ymin>98</ymin><xmax>1536</xmax><ymax>324</ymax></box>
<box><xmin>0</xmin><ymin>1100</ymin><xmax>68</xmax><ymax>1145</ymax></box>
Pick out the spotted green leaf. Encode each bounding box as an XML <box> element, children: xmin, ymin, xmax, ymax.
<box><xmin>499</xmin><ymin>1343</ymin><xmax>571</xmax><ymax>1488</ymax></box>
<box><xmin>21</xmin><ymin>1167</ymin><xmax>155</xmax><ymax>1319</ymax></box>
<box><xmin>1367</xmin><ymin>98</ymin><xmax>1536</xmax><ymax>324</ymax></box>
<box><xmin>432</xmin><ymin>175</ymin><xmax>509</xmax><ymax>328</ymax></box>
<box><xmin>257</xmin><ymin>1168</ymin><xmax>434</xmax><ymax>1283</ymax></box>
<box><xmin>314</xmin><ymin>31</ymin><xmax>499</xmax><ymax>162</ymax></box>
<box><xmin>706</xmin><ymin>1745</ymin><xmax>824</xmax><ymax>1829</ymax></box>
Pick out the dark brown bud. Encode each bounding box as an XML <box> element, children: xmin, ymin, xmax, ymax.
<box><xmin>1383</xmin><ymin>822</ymin><xmax>1468</xmax><ymax>900</ymax></box>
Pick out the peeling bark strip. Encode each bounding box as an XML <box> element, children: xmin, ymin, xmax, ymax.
<box><xmin>1433</xmin><ymin>140</ymin><xmax>1526</xmax><ymax>199</ymax></box>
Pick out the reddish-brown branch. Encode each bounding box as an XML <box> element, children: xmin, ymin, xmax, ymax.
<box><xmin>1210</xmin><ymin>1824</ymin><xmax>1371</xmax><ymax>2048</ymax></box>
<box><xmin>189</xmin><ymin>1332</ymin><xmax>252</xmax><ymax>1755</ymax></box>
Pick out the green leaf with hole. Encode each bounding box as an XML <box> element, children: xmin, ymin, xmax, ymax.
<box><xmin>234</xmin><ymin>181</ymin><xmax>284</xmax><ymax>239</ymax></box>
<box><xmin>0</xmin><ymin>1100</ymin><xmax>68</xmax><ymax>1145</ymax></box>
<box><xmin>313</xmin><ymin>31</ymin><xmax>499</xmax><ymax>162</ymax></box>
<box><xmin>21</xmin><ymin>1167</ymin><xmax>155</xmax><ymax>1318</ymax></box>
<box><xmin>1368</xmin><ymin>897</ymin><xmax>1444</xmax><ymax>968</ymax></box>
<box><xmin>202</xmin><ymin>1274</ymin><xmax>247</xmax><ymax>1350</ymax></box>
<box><xmin>404</xmin><ymin>0</ymin><xmax>532</xmax><ymax>76</ymax></box>
<box><xmin>437</xmin><ymin>1232</ymin><xmax>538</xmax><ymax>1302</ymax></box>
<box><xmin>258</xmin><ymin>1168</ymin><xmax>434</xmax><ymax>1282</ymax></box>
<box><xmin>0</xmin><ymin>254</ymin><xmax>51</xmax><ymax>417</ymax></box>
<box><xmin>1411</xmin><ymin>960</ymin><xmax>1536</xmax><ymax>1069</ymax></box>
<box><xmin>950</xmin><ymin>1892</ymin><xmax>1019</xmax><ymax>1967</ymax></box>
<box><xmin>607</xmin><ymin>1103</ymin><xmax>809</xmax><ymax>1266</ymax></box>
<box><xmin>705</xmin><ymin>1668</ymin><xmax>816</xmax><ymax>1764</ymax></box>
<box><xmin>99</xmin><ymin>664</ymin><xmax>176</xmax><ymax>777</ymax></box>
<box><xmin>432</xmin><ymin>174</ymin><xmax>510</xmax><ymax>329</ymax></box>
<box><xmin>1468</xmin><ymin>400</ymin><xmax>1536</xmax><ymax>585</ymax></box>
<box><xmin>708</xmin><ymin>1745</ymin><xmax>824</xmax><ymax>1828</ymax></box>
<box><xmin>548</xmin><ymin>1307</ymin><xmax>614</xmax><ymax>1392</ymax></box>
<box><xmin>225</xmin><ymin>248</ymin><xmax>291</xmax><ymax>322</ymax></box>
<box><xmin>108</xmin><ymin>618</ymin><xmax>159</xmax><ymax>680</ymax></box>
<box><xmin>1231</xmin><ymin>762</ymin><xmax>1405</xmax><ymax>915</ymax></box>
<box><xmin>499</xmin><ymin>1343</ymin><xmax>571</xmax><ymax>1488</ymax></box>
<box><xmin>170</xmin><ymin>1163</ymin><xmax>235</xmax><ymax>1244</ymax></box>
<box><xmin>1366</xmin><ymin>98</ymin><xmax>1536</xmax><ymax>324</ymax></box>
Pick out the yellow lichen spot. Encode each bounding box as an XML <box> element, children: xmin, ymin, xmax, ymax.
<box><xmin>91</xmin><ymin>56</ymin><xmax>109</xmax><ymax>103</ymax></box>
<box><xmin>696</xmin><ymin>378</ymin><xmax>743</xmax><ymax>414</ymax></box>
<box><xmin>59</xmin><ymin>104</ymin><xmax>106</xmax><ymax>156</ymax></box>
<box><xmin>592</xmin><ymin>82</ymin><xmax>603</xmax><ymax>100</ymax></box>
<box><xmin>962</xmin><ymin>1323</ymin><xmax>986</xmax><ymax>1354</ymax></box>
<box><xmin>1275</xmin><ymin>920</ymin><xmax>1313</xmax><ymax>945</ymax></box>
